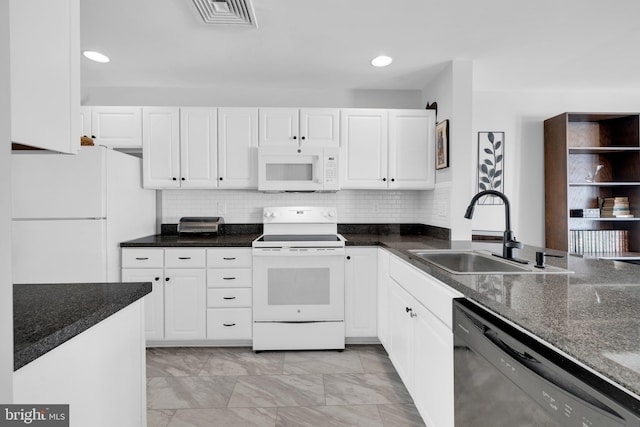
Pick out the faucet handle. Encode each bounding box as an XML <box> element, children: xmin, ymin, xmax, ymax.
<box><xmin>505</xmin><ymin>239</ymin><xmax>523</xmax><ymax>249</ymax></box>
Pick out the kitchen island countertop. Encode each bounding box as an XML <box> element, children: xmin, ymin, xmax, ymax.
<box><xmin>120</xmin><ymin>228</ymin><xmax>640</xmax><ymax>408</ymax></box>
<box><xmin>14</xmin><ymin>282</ymin><xmax>151</xmax><ymax>370</ymax></box>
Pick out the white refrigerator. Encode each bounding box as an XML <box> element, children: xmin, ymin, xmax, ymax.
<box><xmin>12</xmin><ymin>146</ymin><xmax>156</xmax><ymax>284</ymax></box>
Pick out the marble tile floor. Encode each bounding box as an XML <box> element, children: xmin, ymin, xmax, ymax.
<box><xmin>146</xmin><ymin>345</ymin><xmax>426</xmax><ymax>427</ymax></box>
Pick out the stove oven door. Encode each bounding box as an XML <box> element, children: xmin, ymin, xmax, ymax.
<box><xmin>252</xmin><ymin>247</ymin><xmax>345</xmax><ymax>321</ymax></box>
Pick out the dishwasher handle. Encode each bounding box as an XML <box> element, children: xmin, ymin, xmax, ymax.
<box><xmin>483</xmin><ymin>327</ymin><xmax>623</xmax><ymax>421</ymax></box>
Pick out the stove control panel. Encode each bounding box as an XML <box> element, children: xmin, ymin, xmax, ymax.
<box><xmin>262</xmin><ymin>207</ymin><xmax>337</xmax><ymax>224</ymax></box>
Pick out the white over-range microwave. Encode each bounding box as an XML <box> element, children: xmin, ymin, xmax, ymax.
<box><xmin>257</xmin><ymin>146</ymin><xmax>339</xmax><ymax>192</ymax></box>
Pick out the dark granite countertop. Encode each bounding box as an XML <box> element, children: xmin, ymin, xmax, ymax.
<box><xmin>119</xmin><ymin>224</ymin><xmax>640</xmax><ymax>407</ymax></box>
<box><xmin>14</xmin><ymin>282</ymin><xmax>152</xmax><ymax>371</ymax></box>
<box><xmin>120</xmin><ymin>233</ymin><xmax>260</xmax><ymax>247</ymax></box>
<box><xmin>343</xmin><ymin>232</ymin><xmax>640</xmax><ymax>411</ymax></box>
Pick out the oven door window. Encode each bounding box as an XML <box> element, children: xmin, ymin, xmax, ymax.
<box><xmin>268</xmin><ymin>268</ymin><xmax>330</xmax><ymax>305</ymax></box>
<box><xmin>253</xmin><ymin>253</ymin><xmax>344</xmax><ymax>321</ymax></box>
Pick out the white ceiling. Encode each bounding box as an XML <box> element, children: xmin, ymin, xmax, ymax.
<box><xmin>80</xmin><ymin>0</ymin><xmax>640</xmax><ymax>92</ymax></box>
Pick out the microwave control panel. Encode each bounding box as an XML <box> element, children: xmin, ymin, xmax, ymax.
<box><xmin>325</xmin><ymin>155</ymin><xmax>338</xmax><ymax>184</ymax></box>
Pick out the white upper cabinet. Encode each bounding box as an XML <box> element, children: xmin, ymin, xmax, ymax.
<box><xmin>218</xmin><ymin>108</ymin><xmax>258</xmax><ymax>189</ymax></box>
<box><xmin>340</xmin><ymin>109</ymin><xmax>389</xmax><ymax>189</ymax></box>
<box><xmin>388</xmin><ymin>109</ymin><xmax>435</xmax><ymax>190</ymax></box>
<box><xmin>259</xmin><ymin>108</ymin><xmax>339</xmax><ymax>147</ymax></box>
<box><xmin>180</xmin><ymin>108</ymin><xmax>218</xmax><ymax>188</ymax></box>
<box><xmin>341</xmin><ymin>109</ymin><xmax>435</xmax><ymax>190</ymax></box>
<box><xmin>142</xmin><ymin>107</ymin><xmax>180</xmax><ymax>189</ymax></box>
<box><xmin>90</xmin><ymin>107</ymin><xmax>143</xmax><ymax>149</ymax></box>
<box><xmin>10</xmin><ymin>0</ymin><xmax>80</xmax><ymax>154</ymax></box>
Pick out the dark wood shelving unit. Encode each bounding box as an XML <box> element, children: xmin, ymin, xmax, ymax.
<box><xmin>544</xmin><ymin>113</ymin><xmax>640</xmax><ymax>259</ymax></box>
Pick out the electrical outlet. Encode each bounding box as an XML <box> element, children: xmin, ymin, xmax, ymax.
<box><xmin>217</xmin><ymin>202</ymin><xmax>226</xmax><ymax>215</ymax></box>
<box><xmin>438</xmin><ymin>202</ymin><xmax>447</xmax><ymax>217</ymax></box>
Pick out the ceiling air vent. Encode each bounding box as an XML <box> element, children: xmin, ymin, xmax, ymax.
<box><xmin>192</xmin><ymin>0</ymin><xmax>257</xmax><ymax>27</ymax></box>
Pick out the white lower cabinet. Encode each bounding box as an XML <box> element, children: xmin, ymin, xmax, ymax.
<box><xmin>344</xmin><ymin>247</ymin><xmax>378</xmax><ymax>339</ymax></box>
<box><xmin>206</xmin><ymin>248</ymin><xmax>253</xmax><ymax>341</ymax></box>
<box><xmin>121</xmin><ymin>248</ymin><xmax>207</xmax><ymax>343</ymax></box>
<box><xmin>164</xmin><ymin>268</ymin><xmax>207</xmax><ymax>340</ymax></box>
<box><xmin>121</xmin><ymin>267</ymin><xmax>164</xmax><ymax>341</ymax></box>
<box><xmin>386</xmin><ymin>253</ymin><xmax>462</xmax><ymax>427</ymax></box>
<box><xmin>377</xmin><ymin>249</ymin><xmax>391</xmax><ymax>349</ymax></box>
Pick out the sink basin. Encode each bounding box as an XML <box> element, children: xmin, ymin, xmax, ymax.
<box><xmin>407</xmin><ymin>250</ymin><xmax>573</xmax><ymax>275</ymax></box>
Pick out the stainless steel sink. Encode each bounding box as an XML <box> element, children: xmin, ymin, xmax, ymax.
<box><xmin>407</xmin><ymin>250</ymin><xmax>573</xmax><ymax>275</ymax></box>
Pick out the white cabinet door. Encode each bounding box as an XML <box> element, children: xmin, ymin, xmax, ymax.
<box><xmin>91</xmin><ymin>107</ymin><xmax>142</xmax><ymax>148</ymax></box>
<box><xmin>10</xmin><ymin>0</ymin><xmax>80</xmax><ymax>154</ymax></box>
<box><xmin>218</xmin><ymin>108</ymin><xmax>259</xmax><ymax>189</ymax></box>
<box><xmin>377</xmin><ymin>249</ymin><xmax>391</xmax><ymax>349</ymax></box>
<box><xmin>180</xmin><ymin>108</ymin><xmax>218</xmax><ymax>188</ymax></box>
<box><xmin>340</xmin><ymin>109</ymin><xmax>388</xmax><ymax>189</ymax></box>
<box><xmin>388</xmin><ymin>281</ymin><xmax>414</xmax><ymax>391</ymax></box>
<box><xmin>122</xmin><ymin>268</ymin><xmax>164</xmax><ymax>341</ymax></box>
<box><xmin>413</xmin><ymin>303</ymin><xmax>455</xmax><ymax>427</ymax></box>
<box><xmin>142</xmin><ymin>107</ymin><xmax>180</xmax><ymax>189</ymax></box>
<box><xmin>345</xmin><ymin>247</ymin><xmax>378</xmax><ymax>338</ymax></box>
<box><xmin>388</xmin><ymin>109</ymin><xmax>435</xmax><ymax>190</ymax></box>
<box><xmin>164</xmin><ymin>268</ymin><xmax>207</xmax><ymax>340</ymax></box>
<box><xmin>299</xmin><ymin>108</ymin><xmax>339</xmax><ymax>147</ymax></box>
<box><xmin>258</xmin><ymin>108</ymin><xmax>299</xmax><ymax>146</ymax></box>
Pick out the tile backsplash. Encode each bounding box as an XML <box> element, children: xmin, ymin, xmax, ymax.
<box><xmin>162</xmin><ymin>190</ymin><xmax>434</xmax><ymax>224</ymax></box>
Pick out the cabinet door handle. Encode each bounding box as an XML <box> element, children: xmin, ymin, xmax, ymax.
<box><xmin>346</xmin><ymin>256</ymin><xmax>351</xmax><ymax>260</ymax></box>
<box><xmin>406</xmin><ymin>307</ymin><xmax>416</xmax><ymax>318</ymax></box>
<box><xmin>223</xmin><ymin>257</ymin><xmax>236</xmax><ymax>260</ymax></box>
<box><xmin>382</xmin><ymin>178</ymin><xmax>387</xmax><ymax>182</ymax></box>
<box><xmin>135</xmin><ymin>257</ymin><xmax>149</xmax><ymax>260</ymax></box>
<box><xmin>391</xmin><ymin>178</ymin><xmax>395</xmax><ymax>182</ymax></box>
<box><xmin>223</xmin><ymin>277</ymin><xmax>236</xmax><ymax>280</ymax></box>
<box><xmin>172</xmin><ymin>177</ymin><xmax>177</xmax><ymax>181</ymax></box>
<box><xmin>293</xmin><ymin>136</ymin><xmax>297</xmax><ymax>140</ymax></box>
<box><xmin>181</xmin><ymin>177</ymin><xmax>185</xmax><ymax>181</ymax></box>
<box><xmin>178</xmin><ymin>257</ymin><xmax>191</xmax><ymax>260</ymax></box>
<box><xmin>165</xmin><ymin>277</ymin><xmax>170</xmax><ymax>282</ymax></box>
<box><xmin>219</xmin><ymin>177</ymin><xmax>223</xmax><ymax>181</ymax></box>
<box><xmin>301</xmin><ymin>136</ymin><xmax>306</xmax><ymax>140</ymax></box>
<box><xmin>223</xmin><ymin>296</ymin><xmax>236</xmax><ymax>300</ymax></box>
<box><xmin>223</xmin><ymin>323</ymin><xmax>236</xmax><ymax>327</ymax></box>
<box><xmin>154</xmin><ymin>277</ymin><xmax>160</xmax><ymax>281</ymax></box>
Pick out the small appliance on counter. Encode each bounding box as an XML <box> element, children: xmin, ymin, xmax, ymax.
<box><xmin>177</xmin><ymin>217</ymin><xmax>224</xmax><ymax>236</ymax></box>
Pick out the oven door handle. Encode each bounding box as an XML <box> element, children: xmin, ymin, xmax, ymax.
<box><xmin>252</xmin><ymin>248</ymin><xmax>345</xmax><ymax>256</ymax></box>
<box><xmin>483</xmin><ymin>328</ymin><xmax>623</xmax><ymax>421</ymax></box>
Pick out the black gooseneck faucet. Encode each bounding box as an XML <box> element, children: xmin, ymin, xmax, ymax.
<box><xmin>464</xmin><ymin>190</ymin><xmax>526</xmax><ymax>263</ymax></box>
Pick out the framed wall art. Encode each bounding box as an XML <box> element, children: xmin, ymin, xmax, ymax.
<box><xmin>435</xmin><ymin>119</ymin><xmax>449</xmax><ymax>170</ymax></box>
<box><xmin>477</xmin><ymin>131</ymin><xmax>504</xmax><ymax>205</ymax></box>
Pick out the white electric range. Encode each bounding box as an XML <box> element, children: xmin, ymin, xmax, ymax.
<box><xmin>252</xmin><ymin>206</ymin><xmax>346</xmax><ymax>351</ymax></box>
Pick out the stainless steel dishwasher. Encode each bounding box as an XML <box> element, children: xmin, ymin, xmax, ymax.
<box><xmin>453</xmin><ymin>298</ymin><xmax>640</xmax><ymax>426</ymax></box>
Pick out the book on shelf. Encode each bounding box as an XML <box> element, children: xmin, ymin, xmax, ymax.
<box><xmin>570</xmin><ymin>229</ymin><xmax>629</xmax><ymax>254</ymax></box>
<box><xmin>599</xmin><ymin>196</ymin><xmax>634</xmax><ymax>218</ymax></box>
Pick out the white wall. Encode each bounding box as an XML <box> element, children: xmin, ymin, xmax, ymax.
<box><xmin>472</xmin><ymin>90</ymin><xmax>640</xmax><ymax>247</ymax></box>
<box><xmin>163</xmin><ymin>189</ymin><xmax>428</xmax><ymax>224</ymax></box>
<box><xmin>1</xmin><ymin>0</ymin><xmax>14</xmax><ymax>402</ymax></box>
<box><xmin>81</xmin><ymin>86</ymin><xmax>423</xmax><ymax>109</ymax></box>
<box><xmin>421</xmin><ymin>60</ymin><xmax>474</xmax><ymax>240</ymax></box>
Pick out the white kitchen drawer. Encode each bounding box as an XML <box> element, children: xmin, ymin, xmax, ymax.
<box><xmin>207</xmin><ymin>288</ymin><xmax>251</xmax><ymax>308</ymax></box>
<box><xmin>207</xmin><ymin>269</ymin><xmax>252</xmax><ymax>288</ymax></box>
<box><xmin>389</xmin><ymin>255</ymin><xmax>462</xmax><ymax>330</ymax></box>
<box><xmin>121</xmin><ymin>249</ymin><xmax>164</xmax><ymax>268</ymax></box>
<box><xmin>164</xmin><ymin>249</ymin><xmax>206</xmax><ymax>268</ymax></box>
<box><xmin>207</xmin><ymin>308</ymin><xmax>252</xmax><ymax>340</ymax></box>
<box><xmin>207</xmin><ymin>248</ymin><xmax>252</xmax><ymax>268</ymax></box>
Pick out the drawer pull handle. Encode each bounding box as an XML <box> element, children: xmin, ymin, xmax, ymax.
<box><xmin>223</xmin><ymin>296</ymin><xmax>236</xmax><ymax>300</ymax></box>
<box><xmin>223</xmin><ymin>323</ymin><xmax>236</xmax><ymax>327</ymax></box>
<box><xmin>223</xmin><ymin>257</ymin><xmax>236</xmax><ymax>260</ymax></box>
<box><xmin>178</xmin><ymin>257</ymin><xmax>191</xmax><ymax>260</ymax></box>
<box><xmin>223</xmin><ymin>277</ymin><xmax>236</xmax><ymax>280</ymax></box>
<box><xmin>135</xmin><ymin>257</ymin><xmax>149</xmax><ymax>260</ymax></box>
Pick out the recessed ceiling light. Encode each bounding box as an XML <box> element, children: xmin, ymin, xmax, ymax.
<box><xmin>371</xmin><ymin>55</ymin><xmax>392</xmax><ymax>67</ymax></box>
<box><xmin>82</xmin><ymin>51</ymin><xmax>110</xmax><ymax>63</ymax></box>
